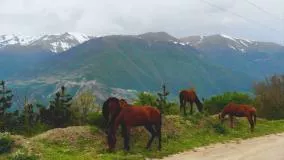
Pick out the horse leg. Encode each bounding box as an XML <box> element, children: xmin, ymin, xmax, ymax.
<box><xmin>155</xmin><ymin>123</ymin><xmax>162</xmax><ymax>150</ymax></box>
<box><xmin>190</xmin><ymin>102</ymin><xmax>193</xmax><ymax>115</ymax></box>
<box><xmin>123</xmin><ymin>126</ymin><xmax>130</xmax><ymax>151</ymax></box>
<box><xmin>247</xmin><ymin>116</ymin><xmax>254</xmax><ymax>132</ymax></box>
<box><xmin>183</xmin><ymin>102</ymin><xmax>187</xmax><ymax>116</ymax></box>
<box><xmin>229</xmin><ymin>115</ymin><xmax>234</xmax><ymax>128</ymax></box>
<box><xmin>144</xmin><ymin>125</ymin><xmax>156</xmax><ymax>150</ymax></box>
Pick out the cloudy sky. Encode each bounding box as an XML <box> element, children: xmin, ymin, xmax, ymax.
<box><xmin>0</xmin><ymin>0</ymin><xmax>283</xmax><ymax>44</ymax></box>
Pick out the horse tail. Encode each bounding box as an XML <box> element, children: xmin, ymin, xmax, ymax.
<box><xmin>102</xmin><ymin>100</ymin><xmax>109</xmax><ymax>121</ymax></box>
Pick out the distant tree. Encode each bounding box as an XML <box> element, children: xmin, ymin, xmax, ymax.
<box><xmin>71</xmin><ymin>90</ymin><xmax>99</xmax><ymax>125</ymax></box>
<box><xmin>254</xmin><ymin>75</ymin><xmax>284</xmax><ymax>119</ymax></box>
<box><xmin>204</xmin><ymin>92</ymin><xmax>254</xmax><ymax>115</ymax></box>
<box><xmin>48</xmin><ymin>86</ymin><xmax>73</xmax><ymax>127</ymax></box>
<box><xmin>0</xmin><ymin>81</ymin><xmax>13</xmax><ymax>117</ymax></box>
<box><xmin>0</xmin><ymin>81</ymin><xmax>13</xmax><ymax>131</ymax></box>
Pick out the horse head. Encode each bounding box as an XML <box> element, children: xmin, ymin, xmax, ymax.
<box><xmin>119</xmin><ymin>99</ymin><xmax>130</xmax><ymax>108</ymax></box>
<box><xmin>196</xmin><ymin>98</ymin><xmax>204</xmax><ymax>113</ymax></box>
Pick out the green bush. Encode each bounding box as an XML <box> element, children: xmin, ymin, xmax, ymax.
<box><xmin>134</xmin><ymin>92</ymin><xmax>179</xmax><ymax>115</ymax></box>
<box><xmin>212</xmin><ymin>123</ymin><xmax>228</xmax><ymax>134</ymax></box>
<box><xmin>87</xmin><ymin>112</ymin><xmax>106</xmax><ymax>129</ymax></box>
<box><xmin>0</xmin><ymin>132</ymin><xmax>13</xmax><ymax>154</ymax></box>
<box><xmin>204</xmin><ymin>92</ymin><xmax>254</xmax><ymax>115</ymax></box>
<box><xmin>8</xmin><ymin>150</ymin><xmax>38</xmax><ymax>160</ymax></box>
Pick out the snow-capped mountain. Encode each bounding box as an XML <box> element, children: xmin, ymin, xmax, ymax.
<box><xmin>180</xmin><ymin>34</ymin><xmax>284</xmax><ymax>54</ymax></box>
<box><xmin>0</xmin><ymin>32</ymin><xmax>94</xmax><ymax>53</ymax></box>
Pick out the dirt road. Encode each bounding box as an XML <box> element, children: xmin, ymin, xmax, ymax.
<box><xmin>160</xmin><ymin>133</ymin><xmax>284</xmax><ymax>160</ymax></box>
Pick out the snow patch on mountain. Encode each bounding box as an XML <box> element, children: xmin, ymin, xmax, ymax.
<box><xmin>0</xmin><ymin>32</ymin><xmax>94</xmax><ymax>53</ymax></box>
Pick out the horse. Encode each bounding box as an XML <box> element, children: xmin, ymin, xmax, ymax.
<box><xmin>107</xmin><ymin>99</ymin><xmax>162</xmax><ymax>151</ymax></box>
<box><xmin>179</xmin><ymin>89</ymin><xmax>203</xmax><ymax>115</ymax></box>
<box><xmin>102</xmin><ymin>97</ymin><xmax>121</xmax><ymax>132</ymax></box>
<box><xmin>219</xmin><ymin>102</ymin><xmax>257</xmax><ymax>132</ymax></box>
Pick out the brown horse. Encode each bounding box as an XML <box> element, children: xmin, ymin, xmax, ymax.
<box><xmin>179</xmin><ymin>89</ymin><xmax>203</xmax><ymax>115</ymax></box>
<box><xmin>219</xmin><ymin>102</ymin><xmax>257</xmax><ymax>132</ymax></box>
<box><xmin>107</xmin><ymin>100</ymin><xmax>162</xmax><ymax>151</ymax></box>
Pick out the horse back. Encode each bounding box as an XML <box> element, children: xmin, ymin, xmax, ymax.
<box><xmin>120</xmin><ymin>106</ymin><xmax>161</xmax><ymax>126</ymax></box>
<box><xmin>180</xmin><ymin>89</ymin><xmax>197</xmax><ymax>102</ymax></box>
<box><xmin>223</xmin><ymin>103</ymin><xmax>256</xmax><ymax>116</ymax></box>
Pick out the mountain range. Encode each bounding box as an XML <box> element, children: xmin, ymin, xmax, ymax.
<box><xmin>2</xmin><ymin>32</ymin><xmax>284</xmax><ymax>106</ymax></box>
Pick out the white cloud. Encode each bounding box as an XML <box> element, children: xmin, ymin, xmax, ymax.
<box><xmin>0</xmin><ymin>0</ymin><xmax>283</xmax><ymax>44</ymax></box>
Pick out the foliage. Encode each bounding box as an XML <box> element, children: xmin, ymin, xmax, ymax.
<box><xmin>8</xmin><ymin>150</ymin><xmax>38</xmax><ymax>160</ymax></box>
<box><xmin>86</xmin><ymin>112</ymin><xmax>106</xmax><ymax>129</ymax></box>
<box><xmin>254</xmin><ymin>75</ymin><xmax>284</xmax><ymax>119</ymax></box>
<box><xmin>204</xmin><ymin>92</ymin><xmax>254</xmax><ymax>115</ymax></box>
<box><xmin>134</xmin><ymin>92</ymin><xmax>179</xmax><ymax>115</ymax></box>
<box><xmin>0</xmin><ymin>132</ymin><xmax>13</xmax><ymax>154</ymax></box>
<box><xmin>39</xmin><ymin>86</ymin><xmax>73</xmax><ymax>128</ymax></box>
<box><xmin>0</xmin><ymin>81</ymin><xmax>13</xmax><ymax>116</ymax></box>
<box><xmin>71</xmin><ymin>91</ymin><xmax>99</xmax><ymax>125</ymax></box>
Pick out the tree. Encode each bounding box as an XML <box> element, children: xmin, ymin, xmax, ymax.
<box><xmin>254</xmin><ymin>75</ymin><xmax>284</xmax><ymax>119</ymax></box>
<box><xmin>204</xmin><ymin>92</ymin><xmax>254</xmax><ymax>115</ymax></box>
<box><xmin>71</xmin><ymin>90</ymin><xmax>99</xmax><ymax>125</ymax></box>
<box><xmin>0</xmin><ymin>81</ymin><xmax>13</xmax><ymax>117</ymax></box>
<box><xmin>48</xmin><ymin>86</ymin><xmax>73</xmax><ymax>127</ymax></box>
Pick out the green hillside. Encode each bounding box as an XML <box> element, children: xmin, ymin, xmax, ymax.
<box><xmin>32</xmin><ymin>35</ymin><xmax>253</xmax><ymax>97</ymax></box>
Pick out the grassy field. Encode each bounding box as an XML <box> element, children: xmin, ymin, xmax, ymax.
<box><xmin>2</xmin><ymin>114</ymin><xmax>284</xmax><ymax>160</ymax></box>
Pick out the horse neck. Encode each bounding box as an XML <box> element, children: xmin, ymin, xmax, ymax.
<box><xmin>195</xmin><ymin>97</ymin><xmax>203</xmax><ymax>110</ymax></box>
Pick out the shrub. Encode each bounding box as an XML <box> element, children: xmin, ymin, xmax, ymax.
<box><xmin>204</xmin><ymin>92</ymin><xmax>254</xmax><ymax>115</ymax></box>
<box><xmin>87</xmin><ymin>112</ymin><xmax>106</xmax><ymax>129</ymax></box>
<box><xmin>8</xmin><ymin>150</ymin><xmax>38</xmax><ymax>160</ymax></box>
<box><xmin>71</xmin><ymin>90</ymin><xmax>99</xmax><ymax>125</ymax></box>
<box><xmin>254</xmin><ymin>75</ymin><xmax>284</xmax><ymax>119</ymax></box>
<box><xmin>212</xmin><ymin>123</ymin><xmax>228</xmax><ymax>134</ymax></box>
<box><xmin>0</xmin><ymin>132</ymin><xmax>13</xmax><ymax>154</ymax></box>
<box><xmin>134</xmin><ymin>92</ymin><xmax>179</xmax><ymax>115</ymax></box>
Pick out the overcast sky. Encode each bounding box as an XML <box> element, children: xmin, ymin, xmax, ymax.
<box><xmin>0</xmin><ymin>0</ymin><xmax>283</xmax><ymax>44</ymax></box>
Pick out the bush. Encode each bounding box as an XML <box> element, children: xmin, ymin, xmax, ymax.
<box><xmin>134</xmin><ymin>92</ymin><xmax>179</xmax><ymax>115</ymax></box>
<box><xmin>212</xmin><ymin>123</ymin><xmax>228</xmax><ymax>134</ymax></box>
<box><xmin>71</xmin><ymin>91</ymin><xmax>99</xmax><ymax>125</ymax></box>
<box><xmin>204</xmin><ymin>92</ymin><xmax>254</xmax><ymax>115</ymax></box>
<box><xmin>8</xmin><ymin>150</ymin><xmax>38</xmax><ymax>160</ymax></box>
<box><xmin>254</xmin><ymin>75</ymin><xmax>284</xmax><ymax>119</ymax></box>
<box><xmin>0</xmin><ymin>132</ymin><xmax>13</xmax><ymax>154</ymax></box>
<box><xmin>87</xmin><ymin>112</ymin><xmax>106</xmax><ymax>129</ymax></box>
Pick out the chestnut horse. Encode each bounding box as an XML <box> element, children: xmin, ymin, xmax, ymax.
<box><xmin>219</xmin><ymin>102</ymin><xmax>257</xmax><ymax>132</ymax></box>
<box><xmin>107</xmin><ymin>99</ymin><xmax>162</xmax><ymax>151</ymax></box>
<box><xmin>179</xmin><ymin>89</ymin><xmax>203</xmax><ymax>115</ymax></box>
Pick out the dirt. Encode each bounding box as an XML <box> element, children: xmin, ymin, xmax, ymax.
<box><xmin>159</xmin><ymin>133</ymin><xmax>284</xmax><ymax>160</ymax></box>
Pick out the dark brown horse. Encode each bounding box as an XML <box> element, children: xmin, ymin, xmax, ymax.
<box><xmin>102</xmin><ymin>97</ymin><xmax>131</xmax><ymax>135</ymax></box>
<box><xmin>179</xmin><ymin>89</ymin><xmax>203</xmax><ymax>115</ymax></box>
<box><xmin>219</xmin><ymin>102</ymin><xmax>257</xmax><ymax>132</ymax></box>
<box><xmin>107</xmin><ymin>99</ymin><xmax>162</xmax><ymax>151</ymax></box>
<box><xmin>102</xmin><ymin>97</ymin><xmax>121</xmax><ymax>131</ymax></box>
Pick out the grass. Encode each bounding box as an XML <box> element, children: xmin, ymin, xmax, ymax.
<box><xmin>2</xmin><ymin>114</ymin><xmax>284</xmax><ymax>160</ymax></box>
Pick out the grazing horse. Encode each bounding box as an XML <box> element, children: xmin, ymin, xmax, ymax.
<box><xmin>219</xmin><ymin>102</ymin><xmax>257</xmax><ymax>132</ymax></box>
<box><xmin>107</xmin><ymin>100</ymin><xmax>162</xmax><ymax>151</ymax></box>
<box><xmin>179</xmin><ymin>89</ymin><xmax>203</xmax><ymax>115</ymax></box>
<box><xmin>102</xmin><ymin>97</ymin><xmax>121</xmax><ymax>131</ymax></box>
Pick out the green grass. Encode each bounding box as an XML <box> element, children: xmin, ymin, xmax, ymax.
<box><xmin>2</xmin><ymin>115</ymin><xmax>284</xmax><ymax>160</ymax></box>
